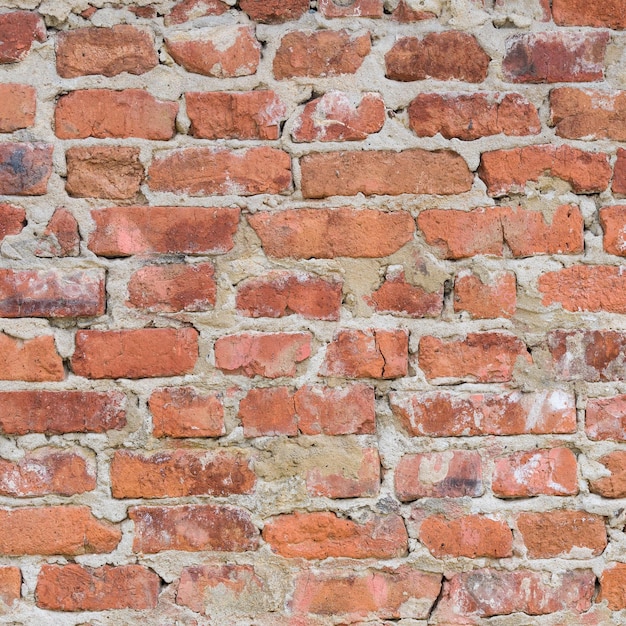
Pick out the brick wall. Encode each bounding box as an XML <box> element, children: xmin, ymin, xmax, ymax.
<box><xmin>0</xmin><ymin>0</ymin><xmax>625</xmax><ymax>623</ymax></box>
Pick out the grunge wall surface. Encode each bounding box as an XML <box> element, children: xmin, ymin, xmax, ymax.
<box><xmin>0</xmin><ymin>0</ymin><xmax>626</xmax><ymax>623</ymax></box>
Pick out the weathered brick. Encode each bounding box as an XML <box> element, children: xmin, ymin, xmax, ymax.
<box><xmin>148</xmin><ymin>147</ymin><xmax>291</xmax><ymax>195</ymax></box>
<box><xmin>150</xmin><ymin>387</ymin><xmax>224</xmax><ymax>438</ymax></box>
<box><xmin>548</xmin><ymin>330</ymin><xmax>626</xmax><ymax>382</ymax></box>
<box><xmin>586</xmin><ymin>395</ymin><xmax>626</xmax><ymax>441</ymax></box>
<box><xmin>601</xmin><ymin>205</ymin><xmax>626</xmax><ymax>255</ymax></box>
<box><xmin>236</xmin><ymin>272</ymin><xmax>342</xmax><ymax>321</ymax></box>
<box><xmin>409</xmin><ymin>93</ymin><xmax>540</xmax><ymax>140</ymax></box>
<box><xmin>0</xmin><ymin>390</ymin><xmax>126</xmax><ymax>435</ymax></box>
<box><xmin>385</xmin><ymin>32</ymin><xmax>490</xmax><ymax>82</ymax></box>
<box><xmin>250</xmin><ymin>208</ymin><xmax>414</xmax><ymax>259</ymax></box>
<box><xmin>56</xmin><ymin>26</ymin><xmax>157</xmax><ymax>78</ymax></box>
<box><xmin>127</xmin><ymin>263</ymin><xmax>216</xmax><ymax>313</ymax></box>
<box><xmin>35</xmin><ymin>207</ymin><xmax>79</xmax><ymax>257</ymax></box>
<box><xmin>291</xmin><ymin>566</ymin><xmax>441</xmax><ymax>620</ymax></box>
<box><xmin>395</xmin><ymin>451</ymin><xmax>483</xmax><ymax>500</ymax></box>
<box><xmin>480</xmin><ymin>145</ymin><xmax>611</xmax><ymax>197</ymax></box>
<box><xmin>0</xmin><ymin>203</ymin><xmax>25</xmax><ymax>241</ymax></box>
<box><xmin>492</xmin><ymin>448</ymin><xmax>578</xmax><ymax>497</ymax></box>
<box><xmin>215</xmin><ymin>332</ymin><xmax>311</xmax><ymax>378</ymax></box>
<box><xmin>239</xmin><ymin>0</ymin><xmax>308</xmax><ymax>22</ymax></box>
<box><xmin>0</xmin><ymin>12</ymin><xmax>45</xmax><ymax>63</ymax></box>
<box><xmin>503</xmin><ymin>31</ymin><xmax>608</xmax><ymax>83</ymax></box>
<box><xmin>321</xmin><ymin>329</ymin><xmax>408</xmax><ymax>379</ymax></box>
<box><xmin>0</xmin><ymin>269</ymin><xmax>104</xmax><ymax>318</ymax></box>
<box><xmin>390</xmin><ymin>0</ymin><xmax>437</xmax><ymax>21</ymax></box>
<box><xmin>130</xmin><ymin>504</ymin><xmax>259</xmax><ymax>553</ymax></box>
<box><xmin>262</xmin><ymin>512</ymin><xmax>408</xmax><ymax>559</ymax></box>
<box><xmin>0</xmin><ymin>449</ymin><xmax>95</xmax><ymax>497</ymax></box>
<box><xmin>239</xmin><ymin>387</ymin><xmax>297</xmax><ymax>437</ymax></box>
<box><xmin>72</xmin><ymin>328</ymin><xmax>198</xmax><ymax>379</ymax></box>
<box><xmin>65</xmin><ymin>146</ymin><xmax>143</xmax><ymax>200</ymax></box>
<box><xmin>300</xmin><ymin>149</ymin><xmax>472</xmax><ymax>198</ymax></box>
<box><xmin>166</xmin><ymin>26</ymin><xmax>260</xmax><ymax>77</ymax></box>
<box><xmin>274</xmin><ymin>30</ymin><xmax>370</xmax><ymax>79</ymax></box>
<box><xmin>390</xmin><ymin>390</ymin><xmax>576</xmax><ymax>437</ymax></box>
<box><xmin>89</xmin><ymin>206</ymin><xmax>239</xmax><ymax>257</ymax></box>
<box><xmin>165</xmin><ymin>0</ymin><xmax>228</xmax><ymax>25</ymax></box>
<box><xmin>187</xmin><ymin>91</ymin><xmax>286</xmax><ymax>140</ymax></box>
<box><xmin>418</xmin><ymin>332</ymin><xmax>530</xmax><ymax>383</ymax></box>
<box><xmin>454</xmin><ymin>271</ymin><xmax>516</xmax><ymax>318</ymax></box>
<box><xmin>0</xmin><ymin>506</ymin><xmax>120</xmax><ymax>555</ymax></box>
<box><xmin>0</xmin><ymin>84</ymin><xmax>35</xmax><ymax>132</ymax></box>
<box><xmin>552</xmin><ymin>0</ymin><xmax>626</xmax><ymax>29</ymax></box>
<box><xmin>598</xmin><ymin>564</ymin><xmax>626</xmax><ymax>610</ymax></box>
<box><xmin>613</xmin><ymin>149</ymin><xmax>626</xmax><ymax>195</ymax></box>
<box><xmin>517</xmin><ymin>511</ymin><xmax>607</xmax><ymax>558</ymax></box>
<box><xmin>0</xmin><ymin>568</ymin><xmax>20</xmax><ymax>606</ymax></box>
<box><xmin>590</xmin><ymin>451</ymin><xmax>626</xmax><ymax>498</ymax></box>
<box><xmin>318</xmin><ymin>0</ymin><xmax>383</xmax><ymax>17</ymax></box>
<box><xmin>36</xmin><ymin>564</ymin><xmax>159</xmax><ymax>611</ymax></box>
<box><xmin>0</xmin><ymin>143</ymin><xmax>52</xmax><ymax>196</ymax></box>
<box><xmin>55</xmin><ymin>89</ymin><xmax>177</xmax><ymax>140</ymax></box>
<box><xmin>0</xmin><ymin>334</ymin><xmax>63</xmax><ymax>382</ymax></box>
<box><xmin>292</xmin><ymin>92</ymin><xmax>385</xmax><ymax>142</ymax></box>
<box><xmin>111</xmin><ymin>450</ymin><xmax>255</xmax><ymax>498</ymax></box>
<box><xmin>420</xmin><ymin>515</ymin><xmax>512</xmax><ymax>558</ymax></box>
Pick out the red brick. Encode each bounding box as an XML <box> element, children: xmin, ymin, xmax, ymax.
<box><xmin>306</xmin><ymin>447</ymin><xmax>380</xmax><ymax>498</ymax></box>
<box><xmin>238</xmin><ymin>387</ymin><xmax>297</xmax><ymax>437</ymax></box>
<box><xmin>586</xmin><ymin>395</ymin><xmax>626</xmax><ymax>441</ymax></box>
<box><xmin>0</xmin><ymin>12</ymin><xmax>45</xmax><ymax>63</ymax></box>
<box><xmin>492</xmin><ymin>448</ymin><xmax>578</xmax><ymax>497</ymax></box>
<box><xmin>36</xmin><ymin>564</ymin><xmax>159</xmax><ymax>611</ymax></box>
<box><xmin>236</xmin><ymin>272</ymin><xmax>342</xmax><ymax>320</ymax></box>
<box><xmin>130</xmin><ymin>504</ymin><xmax>259</xmax><ymax>553</ymax></box>
<box><xmin>0</xmin><ymin>390</ymin><xmax>126</xmax><ymax>435</ymax></box>
<box><xmin>321</xmin><ymin>329</ymin><xmax>408</xmax><ymax>379</ymax></box>
<box><xmin>0</xmin><ymin>334</ymin><xmax>63</xmax><ymax>382</ymax></box>
<box><xmin>419</xmin><ymin>332</ymin><xmax>530</xmax><ymax>383</ymax></box>
<box><xmin>127</xmin><ymin>263</ymin><xmax>216</xmax><ymax>313</ymax></box>
<box><xmin>454</xmin><ymin>271</ymin><xmax>516</xmax><ymax>318</ymax></box>
<box><xmin>0</xmin><ymin>269</ymin><xmax>104</xmax><ymax>318</ymax></box>
<box><xmin>0</xmin><ymin>568</ymin><xmax>20</xmax><ymax>606</ymax></box>
<box><xmin>176</xmin><ymin>564</ymin><xmax>273</xmax><ymax>617</ymax></box>
<box><xmin>65</xmin><ymin>146</ymin><xmax>143</xmax><ymax>200</ymax></box>
<box><xmin>250</xmin><ymin>208</ymin><xmax>413</xmax><ymax>259</ymax></box>
<box><xmin>263</xmin><ymin>512</ymin><xmax>407</xmax><ymax>559</ymax></box>
<box><xmin>366</xmin><ymin>271</ymin><xmax>443</xmax><ymax>318</ymax></box>
<box><xmin>187</xmin><ymin>91</ymin><xmax>285</xmax><ymax>140</ymax></box>
<box><xmin>292</xmin><ymin>565</ymin><xmax>441</xmax><ymax>620</ymax></box>
<box><xmin>420</xmin><ymin>515</ymin><xmax>512</xmax><ymax>558</ymax></box>
<box><xmin>479</xmin><ymin>145</ymin><xmax>611</xmax><ymax>197</ymax></box>
<box><xmin>56</xmin><ymin>25</ymin><xmax>157</xmax><ymax>78</ymax></box>
<box><xmin>55</xmin><ymin>89</ymin><xmax>177</xmax><ymax>140</ymax></box>
<box><xmin>613</xmin><ymin>149</ymin><xmax>626</xmax><ymax>194</ymax></box>
<box><xmin>517</xmin><ymin>511</ymin><xmax>607</xmax><ymax>558</ymax></box>
<box><xmin>0</xmin><ymin>506</ymin><xmax>120</xmax><ymax>555</ymax></box>
<box><xmin>165</xmin><ymin>0</ymin><xmax>228</xmax><ymax>25</ymax></box>
<box><xmin>503</xmin><ymin>31</ymin><xmax>608</xmax><ymax>83</ymax></box>
<box><xmin>385</xmin><ymin>32</ymin><xmax>489</xmax><ymax>83</ymax></box>
<box><xmin>601</xmin><ymin>205</ymin><xmax>626</xmax><ymax>255</ymax></box>
<box><xmin>301</xmin><ymin>149</ymin><xmax>472</xmax><ymax>198</ymax></box>
<box><xmin>89</xmin><ymin>206</ymin><xmax>239</xmax><ymax>257</ymax></box>
<box><xmin>433</xmin><ymin>570</ymin><xmax>595</xmax><ymax>621</ymax></box>
<box><xmin>0</xmin><ymin>143</ymin><xmax>52</xmax><ymax>195</ymax></box>
<box><xmin>150</xmin><ymin>387</ymin><xmax>224</xmax><ymax>438</ymax></box>
<box><xmin>390</xmin><ymin>0</ymin><xmax>436</xmax><ymax>21</ymax></box>
<box><xmin>395</xmin><ymin>451</ymin><xmax>483</xmax><ymax>500</ymax></box>
<box><xmin>72</xmin><ymin>328</ymin><xmax>198</xmax><ymax>379</ymax></box>
<box><xmin>294</xmin><ymin>384</ymin><xmax>376</xmax><ymax>435</ymax></box>
<box><xmin>166</xmin><ymin>25</ymin><xmax>260</xmax><ymax>77</ymax></box>
<box><xmin>553</xmin><ymin>0</ymin><xmax>626</xmax><ymax>28</ymax></box>
<box><xmin>0</xmin><ymin>84</ymin><xmax>35</xmax><ymax>132</ymax></box>
<box><xmin>390</xmin><ymin>390</ymin><xmax>576</xmax><ymax>437</ymax></box>
<box><xmin>0</xmin><ymin>449</ymin><xmax>95</xmax><ymax>497</ymax></box>
<box><xmin>293</xmin><ymin>91</ymin><xmax>385</xmax><ymax>142</ymax></box>
<box><xmin>148</xmin><ymin>146</ymin><xmax>291</xmax><ymax>196</ymax></box>
<box><xmin>599</xmin><ymin>564</ymin><xmax>626</xmax><ymax>610</ymax></box>
<box><xmin>318</xmin><ymin>0</ymin><xmax>383</xmax><ymax>17</ymax></box>
<box><xmin>0</xmin><ymin>203</ymin><xmax>25</xmax><ymax>241</ymax></box>
<box><xmin>409</xmin><ymin>93</ymin><xmax>539</xmax><ymax>140</ymax></box>
<box><xmin>590</xmin><ymin>451</ymin><xmax>626</xmax><ymax>498</ymax></box>
<box><xmin>274</xmin><ymin>30</ymin><xmax>370</xmax><ymax>79</ymax></box>
<box><xmin>215</xmin><ymin>332</ymin><xmax>311</xmax><ymax>378</ymax></box>
<box><xmin>111</xmin><ymin>450</ymin><xmax>255</xmax><ymax>498</ymax></box>
<box><xmin>35</xmin><ymin>208</ymin><xmax>79</xmax><ymax>257</ymax></box>
<box><xmin>239</xmin><ymin>0</ymin><xmax>309</xmax><ymax>23</ymax></box>
<box><xmin>548</xmin><ymin>330</ymin><xmax>626</xmax><ymax>382</ymax></box>
<box><xmin>550</xmin><ymin>88</ymin><xmax>626</xmax><ymax>141</ymax></box>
